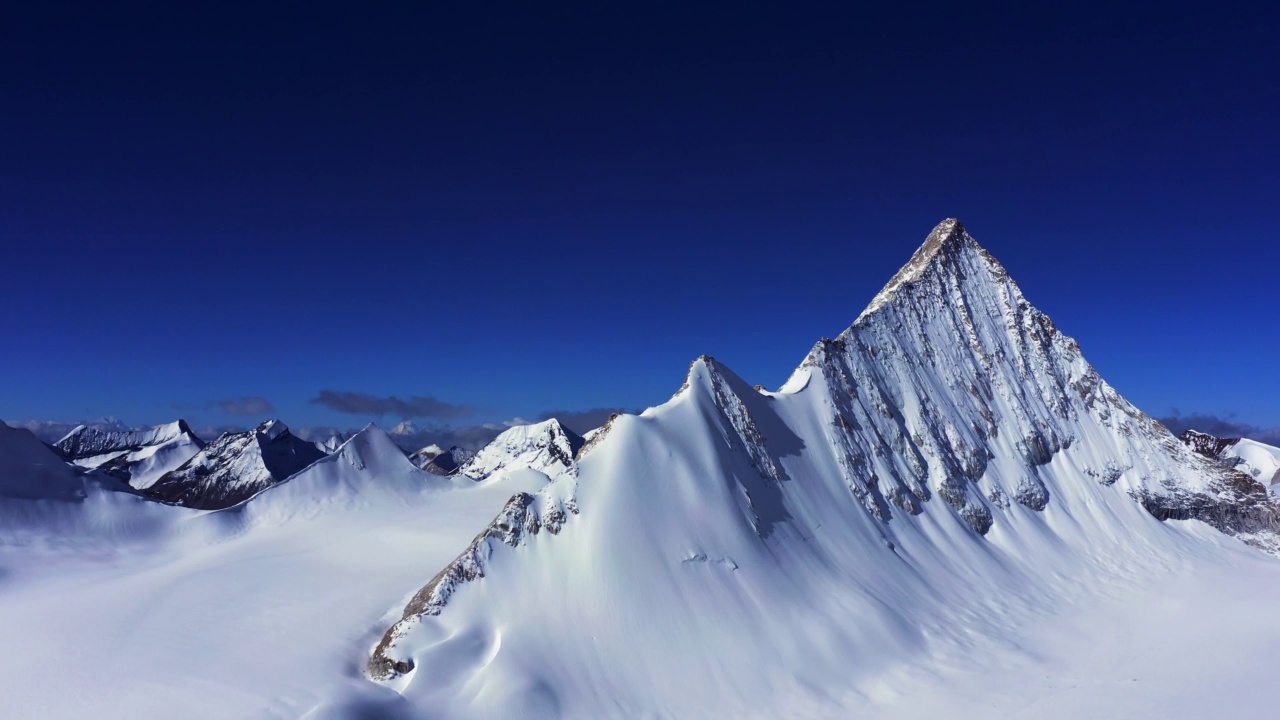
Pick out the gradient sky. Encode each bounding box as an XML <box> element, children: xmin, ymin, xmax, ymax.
<box><xmin>2</xmin><ymin>2</ymin><xmax>1277</xmax><ymax>436</ymax></box>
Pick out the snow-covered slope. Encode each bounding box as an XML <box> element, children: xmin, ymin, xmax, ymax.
<box><xmin>53</xmin><ymin>420</ymin><xmax>205</xmax><ymax>489</ymax></box>
<box><xmin>368</xmin><ymin>220</ymin><xmax>1280</xmax><ymax>718</ymax></box>
<box><xmin>1182</xmin><ymin>429</ymin><xmax>1280</xmax><ymax>485</ymax></box>
<box><xmin>239</xmin><ymin>424</ymin><xmax>466</xmax><ymax>524</ymax></box>
<box><xmin>2</xmin><ymin>421</ymin><xmax>91</xmax><ymax>502</ymax></box>
<box><xmin>0</xmin><ymin>419</ymin><xmax>556</xmax><ymax>720</ymax></box>
<box><xmin>456</xmin><ymin>419</ymin><xmax>584</xmax><ymax>481</ymax></box>
<box><xmin>145</xmin><ymin>420</ymin><xmax>326</xmax><ymax>509</ymax></box>
<box><xmin>0</xmin><ymin>421</ymin><xmax>209</xmax><ymax>547</ymax></box>
<box><xmin>1231</xmin><ymin>439</ymin><xmax>1280</xmax><ymax>485</ymax></box>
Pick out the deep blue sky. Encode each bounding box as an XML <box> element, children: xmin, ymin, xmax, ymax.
<box><xmin>2</xmin><ymin>2</ymin><xmax>1277</xmax><ymax>436</ymax></box>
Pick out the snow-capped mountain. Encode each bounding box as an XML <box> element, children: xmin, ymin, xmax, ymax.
<box><xmin>1181</xmin><ymin>429</ymin><xmax>1280</xmax><ymax>485</ymax></box>
<box><xmin>0</xmin><ymin>420</ymin><xmax>208</xmax><ymax>546</ymax></box>
<box><xmin>367</xmin><ymin>220</ymin><xmax>1280</xmax><ymax>718</ymax></box>
<box><xmin>234</xmin><ymin>424</ymin><xmax>467</xmax><ymax>524</ymax></box>
<box><xmin>313</xmin><ymin>433</ymin><xmax>349</xmax><ymax>454</ymax></box>
<box><xmin>53</xmin><ymin>419</ymin><xmax>205</xmax><ymax>489</ymax></box>
<box><xmin>408</xmin><ymin>444</ymin><xmax>476</xmax><ymax>475</ymax></box>
<box><xmin>145</xmin><ymin>420</ymin><xmax>326</xmax><ymax>509</ymax></box>
<box><xmin>455</xmin><ymin>418</ymin><xmax>584</xmax><ymax>481</ymax></box>
<box><xmin>7</xmin><ymin>220</ymin><xmax>1280</xmax><ymax>720</ymax></box>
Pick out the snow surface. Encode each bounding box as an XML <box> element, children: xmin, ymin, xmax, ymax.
<box><xmin>0</xmin><ymin>421</ymin><xmax>551</xmax><ymax>719</ymax></box>
<box><xmin>3</xmin><ymin>220</ymin><xmax>1280</xmax><ymax>719</ymax></box>
<box><xmin>1225</xmin><ymin>438</ymin><xmax>1280</xmax><ymax>485</ymax></box>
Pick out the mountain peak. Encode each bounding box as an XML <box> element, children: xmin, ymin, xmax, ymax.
<box><xmin>854</xmin><ymin>217</ymin><xmax>979</xmax><ymax>324</ymax></box>
<box><xmin>256</xmin><ymin>419</ymin><xmax>289</xmax><ymax>440</ymax></box>
<box><xmin>458</xmin><ymin>418</ymin><xmax>584</xmax><ymax>481</ymax></box>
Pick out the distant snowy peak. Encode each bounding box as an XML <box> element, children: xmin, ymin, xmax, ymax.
<box><xmin>314</xmin><ymin>433</ymin><xmax>350</xmax><ymax>454</ymax></box>
<box><xmin>1180</xmin><ymin>429</ymin><xmax>1241</xmax><ymax>458</ymax></box>
<box><xmin>145</xmin><ymin>419</ymin><xmax>325</xmax><ymax>510</ymax></box>
<box><xmin>408</xmin><ymin>444</ymin><xmax>475</xmax><ymax>476</ymax></box>
<box><xmin>53</xmin><ymin>419</ymin><xmax>205</xmax><ymax>489</ymax></box>
<box><xmin>55</xmin><ymin>419</ymin><xmax>199</xmax><ymax>460</ymax></box>
<box><xmin>1181</xmin><ymin>430</ymin><xmax>1280</xmax><ymax>485</ymax></box>
<box><xmin>457</xmin><ymin>419</ymin><xmax>584</xmax><ymax>481</ymax></box>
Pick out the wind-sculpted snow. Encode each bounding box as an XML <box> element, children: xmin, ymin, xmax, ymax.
<box><xmin>145</xmin><ymin>420</ymin><xmax>325</xmax><ymax>509</ymax></box>
<box><xmin>367</xmin><ymin>220</ymin><xmax>1280</xmax><ymax>718</ymax></box>
<box><xmin>369</xmin><ymin>488</ymin><xmax>577</xmax><ymax>680</ymax></box>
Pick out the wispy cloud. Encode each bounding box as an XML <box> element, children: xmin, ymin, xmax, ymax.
<box><xmin>215</xmin><ymin>396</ymin><xmax>275</xmax><ymax>417</ymax></box>
<box><xmin>1158</xmin><ymin>411</ymin><xmax>1280</xmax><ymax>445</ymax></box>
<box><xmin>310</xmin><ymin>390</ymin><xmax>474</xmax><ymax>420</ymax></box>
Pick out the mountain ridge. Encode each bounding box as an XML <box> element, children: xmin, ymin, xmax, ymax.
<box><xmin>366</xmin><ymin>220</ymin><xmax>1280</xmax><ymax>717</ymax></box>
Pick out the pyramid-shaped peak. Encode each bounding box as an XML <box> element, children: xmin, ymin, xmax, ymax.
<box><xmin>854</xmin><ymin>218</ymin><xmax>1004</xmax><ymax>325</ymax></box>
<box><xmin>256</xmin><ymin>419</ymin><xmax>290</xmax><ymax>440</ymax></box>
<box><xmin>925</xmin><ymin>217</ymin><xmax>968</xmax><ymax>245</ymax></box>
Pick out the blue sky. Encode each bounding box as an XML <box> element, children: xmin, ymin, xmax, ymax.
<box><xmin>2</xmin><ymin>2</ymin><xmax>1277</xmax><ymax>436</ymax></box>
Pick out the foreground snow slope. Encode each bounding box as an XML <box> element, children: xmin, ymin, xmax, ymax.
<box><xmin>367</xmin><ymin>220</ymin><xmax>1280</xmax><ymax>719</ymax></box>
<box><xmin>0</xmin><ymin>422</ymin><xmax>553</xmax><ymax>719</ymax></box>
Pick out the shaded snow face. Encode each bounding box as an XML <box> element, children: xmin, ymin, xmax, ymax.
<box><xmin>367</xmin><ymin>220</ymin><xmax>1280</xmax><ymax>718</ymax></box>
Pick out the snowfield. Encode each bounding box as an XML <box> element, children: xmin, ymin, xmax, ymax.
<box><xmin>3</xmin><ymin>220</ymin><xmax>1280</xmax><ymax>719</ymax></box>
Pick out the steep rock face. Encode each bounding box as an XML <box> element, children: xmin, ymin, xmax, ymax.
<box><xmin>145</xmin><ymin>420</ymin><xmax>325</xmax><ymax>510</ymax></box>
<box><xmin>779</xmin><ymin>219</ymin><xmax>1273</xmax><ymax>539</ymax></box>
<box><xmin>366</xmin><ymin>220</ymin><xmax>1280</xmax><ymax>716</ymax></box>
<box><xmin>457</xmin><ymin>420</ymin><xmax>584</xmax><ymax>481</ymax></box>
<box><xmin>1181</xmin><ymin>429</ymin><xmax>1240</xmax><ymax>458</ymax></box>
<box><xmin>53</xmin><ymin>420</ymin><xmax>205</xmax><ymax>488</ymax></box>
